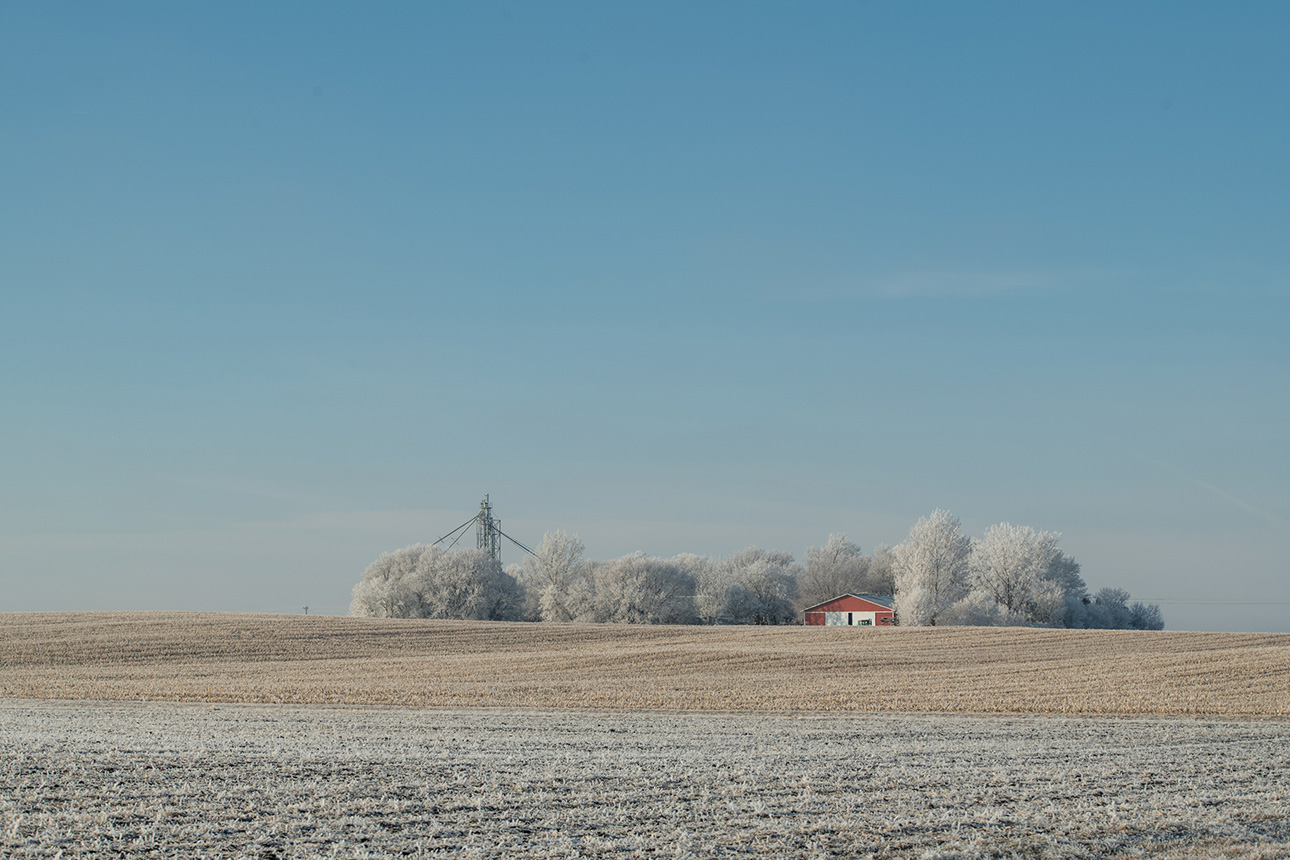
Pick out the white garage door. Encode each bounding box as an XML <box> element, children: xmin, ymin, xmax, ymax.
<box><xmin>824</xmin><ymin>611</ymin><xmax>878</xmax><ymax>626</ymax></box>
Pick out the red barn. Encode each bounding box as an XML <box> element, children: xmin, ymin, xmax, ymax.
<box><xmin>803</xmin><ymin>594</ymin><xmax>896</xmax><ymax>627</ymax></box>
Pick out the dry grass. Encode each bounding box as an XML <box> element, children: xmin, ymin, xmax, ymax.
<box><xmin>1</xmin><ymin>612</ymin><xmax>1287</xmax><ymax>716</ymax></box>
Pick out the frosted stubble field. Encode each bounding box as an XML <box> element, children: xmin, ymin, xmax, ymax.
<box><xmin>3</xmin><ymin>702</ymin><xmax>1289</xmax><ymax>859</ymax></box>
<box><xmin>3</xmin><ymin>614</ymin><xmax>1288</xmax><ymax>858</ymax></box>
<box><xmin>2</xmin><ymin>613</ymin><xmax>1287</xmax><ymax>715</ymax></box>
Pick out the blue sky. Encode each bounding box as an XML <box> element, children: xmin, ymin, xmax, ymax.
<box><xmin>2</xmin><ymin>3</ymin><xmax>1287</xmax><ymax>630</ymax></box>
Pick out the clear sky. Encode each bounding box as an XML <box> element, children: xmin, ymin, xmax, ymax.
<box><xmin>3</xmin><ymin>3</ymin><xmax>1287</xmax><ymax>631</ymax></box>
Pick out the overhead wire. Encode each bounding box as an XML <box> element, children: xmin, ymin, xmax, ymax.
<box><xmin>431</xmin><ymin>510</ymin><xmax>538</xmax><ymax>559</ymax></box>
<box><xmin>1136</xmin><ymin>599</ymin><xmax>1290</xmax><ymax>605</ymax></box>
<box><xmin>432</xmin><ymin>516</ymin><xmax>477</xmax><ymax>548</ymax></box>
<box><xmin>495</xmin><ymin>526</ymin><xmax>537</xmax><ymax>557</ymax></box>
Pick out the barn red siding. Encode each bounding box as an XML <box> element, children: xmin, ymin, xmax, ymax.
<box><xmin>803</xmin><ymin>594</ymin><xmax>896</xmax><ymax>626</ymax></box>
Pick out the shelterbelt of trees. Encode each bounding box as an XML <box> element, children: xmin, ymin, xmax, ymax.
<box><xmin>350</xmin><ymin>510</ymin><xmax>1164</xmax><ymax>630</ymax></box>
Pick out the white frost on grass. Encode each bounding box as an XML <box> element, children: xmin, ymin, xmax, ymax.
<box><xmin>0</xmin><ymin>702</ymin><xmax>1287</xmax><ymax>858</ymax></box>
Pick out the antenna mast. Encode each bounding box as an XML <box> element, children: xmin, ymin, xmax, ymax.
<box><xmin>476</xmin><ymin>494</ymin><xmax>501</xmax><ymax>562</ymax></box>
<box><xmin>431</xmin><ymin>495</ymin><xmax>536</xmax><ymax>563</ymax></box>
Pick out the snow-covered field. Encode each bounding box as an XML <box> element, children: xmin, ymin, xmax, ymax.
<box><xmin>3</xmin><ymin>701</ymin><xmax>1287</xmax><ymax>859</ymax></box>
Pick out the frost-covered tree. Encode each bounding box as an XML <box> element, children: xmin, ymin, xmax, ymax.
<box><xmin>350</xmin><ymin>545</ymin><xmax>523</xmax><ymax>621</ymax></box>
<box><xmin>518</xmin><ymin>530</ymin><xmax>595</xmax><ymax>622</ymax></box>
<box><xmin>673</xmin><ymin>553</ymin><xmax>723</xmax><ymax>623</ymax></box>
<box><xmin>418</xmin><ymin>547</ymin><xmax>521</xmax><ymax>620</ymax></box>
<box><xmin>967</xmin><ymin>523</ymin><xmax>1063</xmax><ymax>623</ymax></box>
<box><xmin>1084</xmin><ymin>587</ymin><xmax>1133</xmax><ymax>628</ymax></box>
<box><xmin>348</xmin><ymin>544</ymin><xmax>424</xmax><ymax>618</ymax></box>
<box><xmin>800</xmin><ymin>534</ymin><xmax>870</xmax><ymax>609</ymax></box>
<box><xmin>717</xmin><ymin>546</ymin><xmax>801</xmax><ymax>624</ymax></box>
<box><xmin>1062</xmin><ymin>587</ymin><xmax>1164</xmax><ymax>630</ymax></box>
<box><xmin>1045</xmin><ymin>552</ymin><xmax>1087</xmax><ymax>601</ymax></box>
<box><xmin>867</xmin><ymin>544</ymin><xmax>898</xmax><ymax>597</ymax></box>
<box><xmin>893</xmin><ymin>509</ymin><xmax>971</xmax><ymax>626</ymax></box>
<box><xmin>940</xmin><ymin>589</ymin><xmax>1007</xmax><ymax>626</ymax></box>
<box><xmin>1128</xmin><ymin>601</ymin><xmax>1165</xmax><ymax>631</ymax></box>
<box><xmin>592</xmin><ymin>552</ymin><xmax>697</xmax><ymax>624</ymax></box>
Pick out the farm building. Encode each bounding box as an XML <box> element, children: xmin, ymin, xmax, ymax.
<box><xmin>803</xmin><ymin>594</ymin><xmax>896</xmax><ymax>627</ymax></box>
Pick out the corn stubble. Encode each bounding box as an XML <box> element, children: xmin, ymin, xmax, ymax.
<box><xmin>2</xmin><ymin>612</ymin><xmax>1286</xmax><ymax>716</ymax></box>
<box><xmin>3</xmin><ymin>615</ymin><xmax>1288</xmax><ymax>859</ymax></box>
<box><xmin>2</xmin><ymin>703</ymin><xmax>1288</xmax><ymax>859</ymax></box>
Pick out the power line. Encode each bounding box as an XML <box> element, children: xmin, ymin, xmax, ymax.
<box><xmin>1136</xmin><ymin>599</ymin><xmax>1290</xmax><ymax>605</ymax></box>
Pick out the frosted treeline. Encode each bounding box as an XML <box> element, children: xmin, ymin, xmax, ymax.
<box><xmin>891</xmin><ymin>510</ymin><xmax>1163</xmax><ymax>630</ymax></box>
<box><xmin>348</xmin><ymin>544</ymin><xmax>524</xmax><ymax>622</ymax></box>
<box><xmin>350</xmin><ymin>512</ymin><xmax>1163</xmax><ymax>629</ymax></box>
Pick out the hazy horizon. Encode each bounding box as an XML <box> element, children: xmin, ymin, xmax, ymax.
<box><xmin>3</xmin><ymin>3</ymin><xmax>1287</xmax><ymax>633</ymax></box>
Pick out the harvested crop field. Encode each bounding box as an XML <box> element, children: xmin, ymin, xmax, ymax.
<box><xmin>2</xmin><ymin>701</ymin><xmax>1288</xmax><ymax>859</ymax></box>
<box><xmin>4</xmin><ymin>613</ymin><xmax>1289</xmax><ymax>858</ymax></box>
<box><xmin>1</xmin><ymin>612</ymin><xmax>1287</xmax><ymax>716</ymax></box>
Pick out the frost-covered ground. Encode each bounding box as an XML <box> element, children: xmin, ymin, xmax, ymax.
<box><xmin>2</xmin><ymin>701</ymin><xmax>1287</xmax><ymax>859</ymax></box>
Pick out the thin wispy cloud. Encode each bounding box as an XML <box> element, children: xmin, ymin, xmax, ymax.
<box><xmin>156</xmin><ymin>473</ymin><xmax>342</xmax><ymax>507</ymax></box>
<box><xmin>244</xmin><ymin>509</ymin><xmax>459</xmax><ymax>536</ymax></box>
<box><xmin>1137</xmin><ymin>455</ymin><xmax>1289</xmax><ymax>533</ymax></box>
<box><xmin>873</xmin><ymin>270</ymin><xmax>1063</xmax><ymax>298</ymax></box>
<box><xmin>773</xmin><ymin>268</ymin><xmax>1125</xmax><ymax>302</ymax></box>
